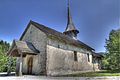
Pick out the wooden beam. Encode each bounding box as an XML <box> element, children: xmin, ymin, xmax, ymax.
<box><xmin>7</xmin><ymin>55</ymin><xmax>12</xmax><ymax>75</ymax></box>
<box><xmin>19</xmin><ymin>51</ymin><xmax>23</xmax><ymax>76</ymax></box>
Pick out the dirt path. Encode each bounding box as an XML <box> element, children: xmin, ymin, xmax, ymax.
<box><xmin>0</xmin><ymin>75</ymin><xmax>120</xmax><ymax>80</ymax></box>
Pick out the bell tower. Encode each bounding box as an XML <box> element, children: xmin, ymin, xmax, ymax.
<box><xmin>63</xmin><ymin>0</ymin><xmax>79</xmax><ymax>40</ymax></box>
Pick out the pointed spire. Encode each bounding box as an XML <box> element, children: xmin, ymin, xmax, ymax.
<box><xmin>64</xmin><ymin>0</ymin><xmax>79</xmax><ymax>40</ymax></box>
<box><xmin>67</xmin><ymin>0</ymin><xmax>73</xmax><ymax>25</ymax></box>
<box><xmin>65</xmin><ymin>0</ymin><xmax>78</xmax><ymax>32</ymax></box>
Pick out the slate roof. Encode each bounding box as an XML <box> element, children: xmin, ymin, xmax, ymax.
<box><xmin>20</xmin><ymin>20</ymin><xmax>94</xmax><ymax>51</ymax></box>
<box><xmin>7</xmin><ymin>40</ymin><xmax>39</xmax><ymax>56</ymax></box>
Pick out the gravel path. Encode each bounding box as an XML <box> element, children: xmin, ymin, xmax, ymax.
<box><xmin>0</xmin><ymin>75</ymin><xmax>120</xmax><ymax>80</ymax></box>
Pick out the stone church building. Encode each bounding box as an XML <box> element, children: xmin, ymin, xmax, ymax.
<box><xmin>7</xmin><ymin>0</ymin><xmax>102</xmax><ymax>76</ymax></box>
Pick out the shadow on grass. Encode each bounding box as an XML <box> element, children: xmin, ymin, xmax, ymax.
<box><xmin>58</xmin><ymin>70</ymin><xmax>120</xmax><ymax>77</ymax></box>
<box><xmin>0</xmin><ymin>72</ymin><xmax>15</xmax><ymax>77</ymax></box>
<box><xmin>97</xmin><ymin>69</ymin><xmax>120</xmax><ymax>73</ymax></box>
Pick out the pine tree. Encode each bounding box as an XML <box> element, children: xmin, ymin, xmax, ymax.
<box><xmin>104</xmin><ymin>29</ymin><xmax>120</xmax><ymax>70</ymax></box>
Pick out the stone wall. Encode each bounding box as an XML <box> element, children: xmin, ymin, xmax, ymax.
<box><xmin>46</xmin><ymin>38</ymin><xmax>94</xmax><ymax>76</ymax></box>
<box><xmin>21</xmin><ymin>24</ymin><xmax>47</xmax><ymax>75</ymax></box>
<box><xmin>93</xmin><ymin>58</ymin><xmax>102</xmax><ymax>71</ymax></box>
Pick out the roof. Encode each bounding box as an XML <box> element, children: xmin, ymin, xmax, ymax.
<box><xmin>92</xmin><ymin>52</ymin><xmax>103</xmax><ymax>58</ymax></box>
<box><xmin>20</xmin><ymin>20</ymin><xmax>94</xmax><ymax>51</ymax></box>
<box><xmin>7</xmin><ymin>40</ymin><xmax>39</xmax><ymax>57</ymax></box>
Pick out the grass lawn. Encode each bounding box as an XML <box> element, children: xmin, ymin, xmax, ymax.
<box><xmin>61</xmin><ymin>70</ymin><xmax>120</xmax><ymax>77</ymax></box>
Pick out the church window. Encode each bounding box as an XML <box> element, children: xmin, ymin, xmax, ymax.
<box><xmin>87</xmin><ymin>53</ymin><xmax>90</xmax><ymax>62</ymax></box>
<box><xmin>58</xmin><ymin>44</ymin><xmax>60</xmax><ymax>48</ymax></box>
<box><xmin>30</xmin><ymin>31</ymin><xmax>32</xmax><ymax>34</ymax></box>
<box><xmin>74</xmin><ymin>51</ymin><xmax>77</xmax><ymax>61</ymax></box>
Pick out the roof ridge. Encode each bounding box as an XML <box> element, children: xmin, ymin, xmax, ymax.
<box><xmin>30</xmin><ymin>20</ymin><xmax>94</xmax><ymax>50</ymax></box>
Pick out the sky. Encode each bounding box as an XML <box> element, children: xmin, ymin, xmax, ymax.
<box><xmin>0</xmin><ymin>0</ymin><xmax>119</xmax><ymax>52</ymax></box>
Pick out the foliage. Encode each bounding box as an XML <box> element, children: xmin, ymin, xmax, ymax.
<box><xmin>102</xmin><ymin>29</ymin><xmax>120</xmax><ymax>70</ymax></box>
<box><xmin>0</xmin><ymin>40</ymin><xmax>16</xmax><ymax>72</ymax></box>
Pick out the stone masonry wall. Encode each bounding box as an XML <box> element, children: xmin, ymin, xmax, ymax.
<box><xmin>21</xmin><ymin>24</ymin><xmax>47</xmax><ymax>75</ymax></box>
<box><xmin>93</xmin><ymin>58</ymin><xmax>101</xmax><ymax>71</ymax></box>
<box><xmin>46</xmin><ymin>38</ymin><xmax>94</xmax><ymax>76</ymax></box>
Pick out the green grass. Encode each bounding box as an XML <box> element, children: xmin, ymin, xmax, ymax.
<box><xmin>60</xmin><ymin>70</ymin><xmax>120</xmax><ymax>77</ymax></box>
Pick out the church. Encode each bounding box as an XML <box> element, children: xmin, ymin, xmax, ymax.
<box><xmin>7</xmin><ymin>0</ymin><xmax>103</xmax><ymax>76</ymax></box>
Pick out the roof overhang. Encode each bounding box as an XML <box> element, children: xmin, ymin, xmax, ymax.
<box><xmin>7</xmin><ymin>40</ymin><xmax>39</xmax><ymax>57</ymax></box>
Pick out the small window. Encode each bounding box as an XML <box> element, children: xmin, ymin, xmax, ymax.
<box><xmin>74</xmin><ymin>51</ymin><xmax>78</xmax><ymax>61</ymax></box>
<box><xmin>30</xmin><ymin>31</ymin><xmax>32</xmax><ymax>34</ymax></box>
<box><xmin>58</xmin><ymin>45</ymin><xmax>60</xmax><ymax>48</ymax></box>
<box><xmin>87</xmin><ymin>53</ymin><xmax>90</xmax><ymax>62</ymax></box>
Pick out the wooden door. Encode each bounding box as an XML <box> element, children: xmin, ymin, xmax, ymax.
<box><xmin>27</xmin><ymin>57</ymin><xmax>33</xmax><ymax>74</ymax></box>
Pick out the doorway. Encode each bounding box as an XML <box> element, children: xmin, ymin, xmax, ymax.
<box><xmin>27</xmin><ymin>56</ymin><xmax>33</xmax><ymax>74</ymax></box>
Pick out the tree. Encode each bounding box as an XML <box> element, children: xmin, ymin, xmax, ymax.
<box><xmin>104</xmin><ymin>29</ymin><xmax>120</xmax><ymax>70</ymax></box>
<box><xmin>0</xmin><ymin>40</ymin><xmax>10</xmax><ymax>72</ymax></box>
<box><xmin>0</xmin><ymin>40</ymin><xmax>16</xmax><ymax>72</ymax></box>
